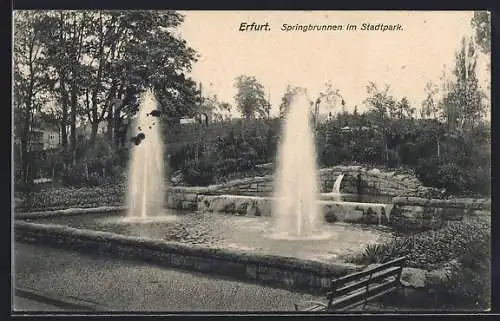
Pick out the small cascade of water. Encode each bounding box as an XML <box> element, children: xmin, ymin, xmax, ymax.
<box><xmin>332</xmin><ymin>173</ymin><xmax>344</xmax><ymax>194</ymax></box>
<box><xmin>273</xmin><ymin>91</ymin><xmax>323</xmax><ymax>238</ymax></box>
<box><xmin>125</xmin><ymin>89</ymin><xmax>168</xmax><ymax>221</ymax></box>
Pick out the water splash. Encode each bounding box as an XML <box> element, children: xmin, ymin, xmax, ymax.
<box><xmin>273</xmin><ymin>91</ymin><xmax>323</xmax><ymax>238</ymax></box>
<box><xmin>332</xmin><ymin>173</ymin><xmax>344</xmax><ymax>194</ymax></box>
<box><xmin>126</xmin><ymin>89</ymin><xmax>167</xmax><ymax>220</ymax></box>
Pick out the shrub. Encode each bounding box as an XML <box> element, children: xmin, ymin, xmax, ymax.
<box><xmin>414</xmin><ymin>156</ymin><xmax>486</xmax><ymax>196</ymax></box>
<box><xmin>345</xmin><ymin>220</ymin><xmax>491</xmax><ymax>309</ymax></box>
<box><xmin>15</xmin><ymin>184</ymin><xmax>127</xmax><ymax>212</ymax></box>
<box><xmin>182</xmin><ymin>159</ymin><xmax>215</xmax><ymax>186</ymax></box>
<box><xmin>426</xmin><ymin>228</ymin><xmax>491</xmax><ymax>309</ymax></box>
<box><xmin>345</xmin><ymin>220</ymin><xmax>490</xmax><ymax>271</ymax></box>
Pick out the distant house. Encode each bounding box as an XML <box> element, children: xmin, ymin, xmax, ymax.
<box><xmin>77</xmin><ymin>121</ymin><xmax>108</xmax><ymax>138</ymax></box>
<box><xmin>39</xmin><ymin>129</ymin><xmax>60</xmax><ymax>150</ymax></box>
<box><xmin>13</xmin><ymin>108</ymin><xmax>61</xmax><ymax>151</ymax></box>
<box><xmin>22</xmin><ymin>128</ymin><xmax>60</xmax><ymax>151</ymax></box>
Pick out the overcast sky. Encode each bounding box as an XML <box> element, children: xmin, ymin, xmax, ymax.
<box><xmin>178</xmin><ymin>11</ymin><xmax>490</xmax><ymax>118</ymax></box>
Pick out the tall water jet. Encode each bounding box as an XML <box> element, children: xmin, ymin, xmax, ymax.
<box><xmin>126</xmin><ymin>89</ymin><xmax>167</xmax><ymax>221</ymax></box>
<box><xmin>273</xmin><ymin>91</ymin><xmax>322</xmax><ymax>238</ymax></box>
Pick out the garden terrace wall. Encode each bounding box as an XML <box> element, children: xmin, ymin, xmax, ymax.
<box><xmin>197</xmin><ymin>165</ymin><xmax>434</xmax><ymax>197</ymax></box>
<box><xmin>208</xmin><ymin>176</ymin><xmax>274</xmax><ymax>196</ymax></box>
<box><xmin>166</xmin><ymin>186</ymin><xmax>213</xmax><ymax>211</ymax></box>
<box><xmin>318</xmin><ymin>166</ymin><xmax>435</xmax><ymax>197</ymax></box>
<box><xmin>197</xmin><ymin>195</ymin><xmax>394</xmax><ymax>225</ymax></box>
<box><xmin>14</xmin><ymin>221</ymin><xmax>360</xmax><ymax>293</ymax></box>
<box><xmin>390</xmin><ymin>197</ymin><xmax>491</xmax><ymax>231</ymax></box>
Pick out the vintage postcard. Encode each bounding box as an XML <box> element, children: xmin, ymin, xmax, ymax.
<box><xmin>12</xmin><ymin>10</ymin><xmax>491</xmax><ymax>313</ymax></box>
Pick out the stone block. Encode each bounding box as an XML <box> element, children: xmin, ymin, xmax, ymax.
<box><xmin>246</xmin><ymin>264</ymin><xmax>258</xmax><ymax>279</ymax></box>
<box><xmin>183</xmin><ymin>193</ymin><xmax>199</xmax><ymax>202</ymax></box>
<box><xmin>197</xmin><ymin>198</ymin><xmax>211</xmax><ymax>212</ymax></box>
<box><xmin>324</xmin><ymin>206</ymin><xmax>338</xmax><ymax>223</ymax></box>
<box><xmin>401</xmin><ymin>267</ymin><xmax>427</xmax><ymax>288</ymax></box>
<box><xmin>440</xmin><ymin>208</ymin><xmax>464</xmax><ymax>221</ymax></box>
<box><xmin>320</xmin><ymin>277</ymin><xmax>331</xmax><ymax>289</ymax></box>
<box><xmin>235</xmin><ymin>201</ymin><xmax>249</xmax><ymax>215</ymax></box>
<box><xmin>193</xmin><ymin>258</ymin><xmax>216</xmax><ymax>272</ymax></box>
<box><xmin>246</xmin><ymin>201</ymin><xmax>261</xmax><ymax>216</ymax></box>
<box><xmin>182</xmin><ymin>201</ymin><xmax>197</xmax><ymax>211</ymax></box>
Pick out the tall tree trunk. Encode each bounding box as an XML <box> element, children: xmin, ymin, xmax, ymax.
<box><xmin>114</xmin><ymin>117</ymin><xmax>122</xmax><ymax>147</ymax></box>
<box><xmin>20</xmin><ymin>109</ymin><xmax>34</xmax><ymax>190</ymax></box>
<box><xmin>70</xmin><ymin>85</ymin><xmax>78</xmax><ymax>165</ymax></box>
<box><xmin>107</xmin><ymin>103</ymin><xmax>114</xmax><ymax>142</ymax></box>
<box><xmin>241</xmin><ymin>119</ymin><xmax>245</xmax><ymax>138</ymax></box>
<box><xmin>437</xmin><ymin>137</ymin><xmax>441</xmax><ymax>159</ymax></box>
<box><xmin>90</xmin><ymin>121</ymin><xmax>99</xmax><ymax>145</ymax></box>
<box><xmin>61</xmin><ymin>122</ymin><xmax>68</xmax><ymax>150</ymax></box>
<box><xmin>20</xmin><ymin>138</ymin><xmax>31</xmax><ymax>188</ymax></box>
<box><xmin>89</xmin><ymin>14</ymin><xmax>107</xmax><ymax>147</ymax></box>
<box><xmin>112</xmin><ymin>85</ymin><xmax>127</xmax><ymax>146</ymax></box>
<box><xmin>113</xmin><ymin>97</ymin><xmax>123</xmax><ymax>146</ymax></box>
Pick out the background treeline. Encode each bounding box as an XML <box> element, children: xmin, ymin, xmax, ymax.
<box><xmin>14</xmin><ymin>11</ymin><xmax>491</xmax><ymax>197</ymax></box>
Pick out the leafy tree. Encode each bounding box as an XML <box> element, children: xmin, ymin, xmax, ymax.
<box><xmin>363</xmin><ymin>82</ymin><xmax>398</xmax><ymax>162</ymax></box>
<box><xmin>278</xmin><ymin>85</ymin><xmax>302</xmax><ymax>118</ymax></box>
<box><xmin>14</xmin><ymin>10</ymin><xmax>202</xmax><ymax>188</ymax></box>
<box><xmin>43</xmin><ymin>11</ymin><xmax>89</xmax><ymax>155</ymax></box>
<box><xmin>441</xmin><ymin>37</ymin><xmax>485</xmax><ymax>132</ymax></box>
<box><xmin>317</xmin><ymin>81</ymin><xmax>343</xmax><ymax>110</ymax></box>
<box><xmin>471</xmin><ymin>11</ymin><xmax>491</xmax><ymax>55</ymax></box>
<box><xmin>363</xmin><ymin>82</ymin><xmax>396</xmax><ymax>121</ymax></box>
<box><xmin>106</xmin><ymin>11</ymin><xmax>200</xmax><ymax>144</ymax></box>
<box><xmin>471</xmin><ymin>11</ymin><xmax>491</xmax><ymax>99</ymax></box>
<box><xmin>421</xmin><ymin>81</ymin><xmax>440</xmax><ymax>119</ymax></box>
<box><xmin>233</xmin><ymin>75</ymin><xmax>268</xmax><ymax>119</ymax></box>
<box><xmin>198</xmin><ymin>94</ymin><xmax>233</xmax><ymax>124</ymax></box>
<box><xmin>395</xmin><ymin>97</ymin><xmax>415</xmax><ymax>119</ymax></box>
<box><xmin>13</xmin><ymin>11</ymin><xmax>53</xmax><ymax>187</ymax></box>
<box><xmin>35</xmin><ymin>10</ymin><xmax>200</xmax><ymax>148</ymax></box>
<box><xmin>314</xmin><ymin>81</ymin><xmax>343</xmax><ymax>127</ymax></box>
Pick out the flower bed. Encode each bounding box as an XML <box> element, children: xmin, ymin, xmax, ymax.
<box><xmin>15</xmin><ymin>184</ymin><xmax>126</xmax><ymax>212</ymax></box>
<box><xmin>343</xmin><ymin>220</ymin><xmax>490</xmax><ymax>271</ymax></box>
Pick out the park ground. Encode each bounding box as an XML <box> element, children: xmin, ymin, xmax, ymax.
<box><xmin>13</xmin><ymin>242</ymin><xmax>329</xmax><ymax>312</ymax></box>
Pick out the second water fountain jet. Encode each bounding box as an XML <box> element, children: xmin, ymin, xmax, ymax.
<box><xmin>271</xmin><ymin>90</ymin><xmax>331</xmax><ymax>240</ymax></box>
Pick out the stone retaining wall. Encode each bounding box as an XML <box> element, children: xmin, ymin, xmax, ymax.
<box><xmin>193</xmin><ymin>194</ymin><xmax>490</xmax><ymax>230</ymax></box>
<box><xmin>14</xmin><ymin>220</ymin><xmax>360</xmax><ymax>293</ymax></box>
<box><xmin>390</xmin><ymin>197</ymin><xmax>491</xmax><ymax>231</ymax></box>
<box><xmin>318</xmin><ymin>166</ymin><xmax>434</xmax><ymax>197</ymax></box>
<box><xmin>16</xmin><ymin>184</ymin><xmax>490</xmax><ymax>232</ymax></box>
<box><xmin>166</xmin><ymin>186</ymin><xmax>212</xmax><ymax>211</ymax></box>
<box><xmin>188</xmin><ymin>165</ymin><xmax>434</xmax><ymax>198</ymax></box>
<box><xmin>197</xmin><ymin>195</ymin><xmax>394</xmax><ymax>225</ymax></box>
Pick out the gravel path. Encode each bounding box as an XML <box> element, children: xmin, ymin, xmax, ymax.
<box><xmin>13</xmin><ymin>296</ymin><xmax>70</xmax><ymax>312</ymax></box>
<box><xmin>13</xmin><ymin>242</ymin><xmax>325</xmax><ymax>312</ymax></box>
